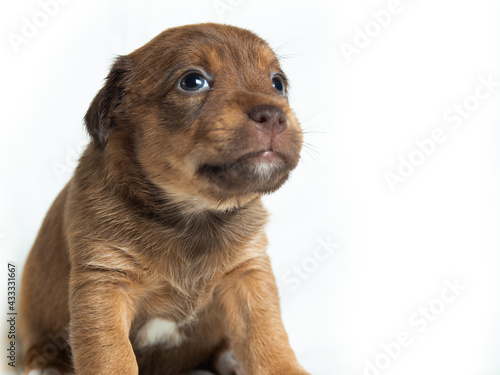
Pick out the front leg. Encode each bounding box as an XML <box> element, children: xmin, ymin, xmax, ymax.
<box><xmin>217</xmin><ymin>255</ymin><xmax>310</xmax><ymax>375</ymax></box>
<box><xmin>69</xmin><ymin>267</ymin><xmax>139</xmax><ymax>375</ymax></box>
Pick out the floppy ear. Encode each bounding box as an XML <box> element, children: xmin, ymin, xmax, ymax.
<box><xmin>84</xmin><ymin>55</ymin><xmax>129</xmax><ymax>151</ymax></box>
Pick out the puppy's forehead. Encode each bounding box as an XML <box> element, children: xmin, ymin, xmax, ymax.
<box><xmin>185</xmin><ymin>38</ymin><xmax>279</xmax><ymax>75</ymax></box>
<box><xmin>131</xmin><ymin>24</ymin><xmax>281</xmax><ymax>79</ymax></box>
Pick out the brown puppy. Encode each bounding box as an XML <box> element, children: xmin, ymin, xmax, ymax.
<box><xmin>19</xmin><ymin>23</ymin><xmax>308</xmax><ymax>375</ymax></box>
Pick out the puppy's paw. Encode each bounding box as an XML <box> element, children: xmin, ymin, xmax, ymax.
<box><xmin>214</xmin><ymin>349</ymin><xmax>246</xmax><ymax>375</ymax></box>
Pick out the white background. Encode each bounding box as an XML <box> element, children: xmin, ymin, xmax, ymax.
<box><xmin>1</xmin><ymin>0</ymin><xmax>499</xmax><ymax>374</ymax></box>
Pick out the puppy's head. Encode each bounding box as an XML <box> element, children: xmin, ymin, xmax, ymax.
<box><xmin>85</xmin><ymin>23</ymin><xmax>302</xmax><ymax>211</ymax></box>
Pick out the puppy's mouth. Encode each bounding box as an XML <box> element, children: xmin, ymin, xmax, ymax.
<box><xmin>234</xmin><ymin>149</ymin><xmax>285</xmax><ymax>166</ymax></box>
<box><xmin>198</xmin><ymin>149</ymin><xmax>291</xmax><ymax>194</ymax></box>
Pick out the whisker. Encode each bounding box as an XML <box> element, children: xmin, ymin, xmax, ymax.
<box><xmin>273</xmin><ymin>39</ymin><xmax>300</xmax><ymax>54</ymax></box>
<box><xmin>302</xmin><ymin>142</ymin><xmax>328</xmax><ymax>159</ymax></box>
<box><xmin>300</xmin><ymin>148</ymin><xmax>330</xmax><ymax>177</ymax></box>
<box><xmin>295</xmin><ymin>110</ymin><xmax>324</xmax><ymax>125</ymax></box>
<box><xmin>276</xmin><ymin>53</ymin><xmax>305</xmax><ymax>61</ymax></box>
<box><xmin>302</xmin><ymin>130</ymin><xmax>330</xmax><ymax>135</ymax></box>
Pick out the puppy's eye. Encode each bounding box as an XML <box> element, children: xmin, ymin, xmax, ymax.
<box><xmin>272</xmin><ymin>76</ymin><xmax>285</xmax><ymax>96</ymax></box>
<box><xmin>180</xmin><ymin>73</ymin><xmax>209</xmax><ymax>91</ymax></box>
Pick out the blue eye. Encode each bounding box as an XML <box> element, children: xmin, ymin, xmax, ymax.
<box><xmin>180</xmin><ymin>73</ymin><xmax>209</xmax><ymax>91</ymax></box>
<box><xmin>272</xmin><ymin>76</ymin><xmax>285</xmax><ymax>96</ymax></box>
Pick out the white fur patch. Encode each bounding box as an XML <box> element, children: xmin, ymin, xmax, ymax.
<box><xmin>135</xmin><ymin>318</ymin><xmax>184</xmax><ymax>349</ymax></box>
<box><xmin>27</xmin><ymin>370</ymin><xmax>68</xmax><ymax>375</ymax></box>
<box><xmin>215</xmin><ymin>350</ymin><xmax>246</xmax><ymax>375</ymax></box>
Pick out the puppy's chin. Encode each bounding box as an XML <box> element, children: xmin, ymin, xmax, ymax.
<box><xmin>198</xmin><ymin>150</ymin><xmax>294</xmax><ymax>197</ymax></box>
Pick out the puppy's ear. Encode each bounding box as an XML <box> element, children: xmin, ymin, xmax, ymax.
<box><xmin>84</xmin><ymin>55</ymin><xmax>130</xmax><ymax>151</ymax></box>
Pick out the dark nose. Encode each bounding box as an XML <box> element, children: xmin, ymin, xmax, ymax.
<box><xmin>248</xmin><ymin>105</ymin><xmax>287</xmax><ymax>135</ymax></box>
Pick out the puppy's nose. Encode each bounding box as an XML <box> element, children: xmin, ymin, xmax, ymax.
<box><xmin>248</xmin><ymin>105</ymin><xmax>287</xmax><ymax>135</ymax></box>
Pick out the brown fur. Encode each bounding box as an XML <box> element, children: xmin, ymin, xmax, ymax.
<box><xmin>19</xmin><ymin>23</ymin><xmax>308</xmax><ymax>375</ymax></box>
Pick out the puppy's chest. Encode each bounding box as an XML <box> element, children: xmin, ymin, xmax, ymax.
<box><xmin>130</xmin><ymin>296</ymin><xmax>209</xmax><ymax>350</ymax></box>
<box><xmin>131</xmin><ymin>281</ymin><xmax>215</xmax><ymax>350</ymax></box>
<box><xmin>133</xmin><ymin>317</ymin><xmax>185</xmax><ymax>350</ymax></box>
